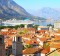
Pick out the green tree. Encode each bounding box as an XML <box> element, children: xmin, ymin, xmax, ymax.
<box><xmin>23</xmin><ymin>45</ymin><xmax>33</xmax><ymax>49</ymax></box>
<box><xmin>20</xmin><ymin>24</ymin><xmax>24</xmax><ymax>28</ymax></box>
<box><xmin>0</xmin><ymin>26</ymin><xmax>7</xmax><ymax>29</ymax></box>
<box><xmin>33</xmin><ymin>25</ymin><xmax>39</xmax><ymax>30</ymax></box>
<box><xmin>6</xmin><ymin>26</ymin><xmax>14</xmax><ymax>28</ymax></box>
<box><xmin>44</xmin><ymin>43</ymin><xmax>50</xmax><ymax>49</ymax></box>
<box><xmin>19</xmin><ymin>31</ymin><xmax>24</xmax><ymax>34</ymax></box>
<box><xmin>14</xmin><ymin>25</ymin><xmax>19</xmax><ymax>29</ymax></box>
<box><xmin>47</xmin><ymin>24</ymin><xmax>54</xmax><ymax>27</ymax></box>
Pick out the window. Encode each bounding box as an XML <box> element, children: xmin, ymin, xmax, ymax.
<box><xmin>0</xmin><ymin>38</ymin><xmax>2</xmax><ymax>44</ymax></box>
<box><xmin>18</xmin><ymin>37</ymin><xmax>20</xmax><ymax>41</ymax></box>
<box><xmin>6</xmin><ymin>53</ymin><xmax>7</xmax><ymax>55</ymax></box>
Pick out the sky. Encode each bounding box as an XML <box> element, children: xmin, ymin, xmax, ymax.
<box><xmin>13</xmin><ymin>0</ymin><xmax>60</xmax><ymax>13</ymax></box>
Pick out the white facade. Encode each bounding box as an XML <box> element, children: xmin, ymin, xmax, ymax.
<box><xmin>54</xmin><ymin>21</ymin><xmax>60</xmax><ymax>29</ymax></box>
<box><xmin>38</xmin><ymin>26</ymin><xmax>49</xmax><ymax>30</ymax></box>
<box><xmin>49</xmin><ymin>26</ymin><xmax>53</xmax><ymax>32</ymax></box>
<box><xmin>37</xmin><ymin>38</ymin><xmax>43</xmax><ymax>47</ymax></box>
<box><xmin>50</xmin><ymin>48</ymin><xmax>56</xmax><ymax>52</ymax></box>
<box><xmin>1</xmin><ymin>29</ymin><xmax>9</xmax><ymax>32</ymax></box>
<box><xmin>41</xmin><ymin>53</ymin><xmax>45</xmax><ymax>56</ymax></box>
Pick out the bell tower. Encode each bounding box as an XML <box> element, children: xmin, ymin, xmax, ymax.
<box><xmin>0</xmin><ymin>35</ymin><xmax>5</xmax><ymax>56</ymax></box>
<box><xmin>12</xmin><ymin>35</ymin><xmax>23</xmax><ymax>56</ymax></box>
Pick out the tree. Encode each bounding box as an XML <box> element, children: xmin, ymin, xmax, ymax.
<box><xmin>6</xmin><ymin>26</ymin><xmax>14</xmax><ymax>28</ymax></box>
<box><xmin>47</xmin><ymin>24</ymin><xmax>54</xmax><ymax>27</ymax></box>
<box><xmin>20</xmin><ymin>24</ymin><xmax>24</xmax><ymax>28</ymax></box>
<box><xmin>23</xmin><ymin>45</ymin><xmax>33</xmax><ymax>49</ymax></box>
<box><xmin>19</xmin><ymin>31</ymin><xmax>24</xmax><ymax>34</ymax></box>
<box><xmin>33</xmin><ymin>25</ymin><xmax>39</xmax><ymax>30</ymax></box>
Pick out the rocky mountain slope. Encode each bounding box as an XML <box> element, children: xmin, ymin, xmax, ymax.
<box><xmin>0</xmin><ymin>0</ymin><xmax>32</xmax><ymax>20</ymax></box>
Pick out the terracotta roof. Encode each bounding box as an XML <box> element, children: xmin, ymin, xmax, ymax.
<box><xmin>23</xmin><ymin>48</ymin><xmax>42</xmax><ymax>54</ymax></box>
<box><xmin>54</xmin><ymin>37</ymin><xmax>60</xmax><ymax>40</ymax></box>
<box><xmin>5</xmin><ymin>38</ymin><xmax>12</xmax><ymax>48</ymax></box>
<box><xmin>37</xmin><ymin>30</ymin><xmax>45</xmax><ymax>33</ymax></box>
<box><xmin>50</xmin><ymin>43</ymin><xmax>60</xmax><ymax>48</ymax></box>
<box><xmin>1</xmin><ymin>28</ymin><xmax>11</xmax><ymax>31</ymax></box>
<box><xmin>39</xmin><ymin>38</ymin><xmax>47</xmax><ymax>42</ymax></box>
<box><xmin>25</xmin><ymin>39</ymin><xmax>39</xmax><ymax>45</ymax></box>
<box><xmin>41</xmin><ymin>49</ymin><xmax>48</xmax><ymax>54</ymax></box>
<box><xmin>22</xmin><ymin>34</ymin><xmax>36</xmax><ymax>39</ymax></box>
<box><xmin>56</xmin><ymin>30</ymin><xmax>60</xmax><ymax>33</ymax></box>
<box><xmin>0</xmin><ymin>29</ymin><xmax>17</xmax><ymax>36</ymax></box>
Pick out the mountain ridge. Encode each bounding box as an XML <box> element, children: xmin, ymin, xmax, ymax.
<box><xmin>0</xmin><ymin>0</ymin><xmax>46</xmax><ymax>20</ymax></box>
<box><xmin>0</xmin><ymin>0</ymin><xmax>32</xmax><ymax>20</ymax></box>
<box><xmin>32</xmin><ymin>7</ymin><xmax>60</xmax><ymax>20</ymax></box>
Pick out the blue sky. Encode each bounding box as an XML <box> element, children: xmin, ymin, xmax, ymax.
<box><xmin>13</xmin><ymin>0</ymin><xmax>60</xmax><ymax>13</ymax></box>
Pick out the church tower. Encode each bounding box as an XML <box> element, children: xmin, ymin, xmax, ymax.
<box><xmin>12</xmin><ymin>35</ymin><xmax>23</xmax><ymax>56</ymax></box>
<box><xmin>0</xmin><ymin>35</ymin><xmax>5</xmax><ymax>56</ymax></box>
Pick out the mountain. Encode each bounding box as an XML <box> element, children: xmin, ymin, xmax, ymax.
<box><xmin>0</xmin><ymin>0</ymin><xmax>46</xmax><ymax>20</ymax></box>
<box><xmin>0</xmin><ymin>0</ymin><xmax>32</xmax><ymax>20</ymax></box>
<box><xmin>33</xmin><ymin>7</ymin><xmax>60</xmax><ymax>20</ymax></box>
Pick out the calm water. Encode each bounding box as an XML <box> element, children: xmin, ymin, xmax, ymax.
<box><xmin>34</xmin><ymin>21</ymin><xmax>54</xmax><ymax>26</ymax></box>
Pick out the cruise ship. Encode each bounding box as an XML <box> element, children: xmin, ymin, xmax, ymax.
<box><xmin>2</xmin><ymin>19</ymin><xmax>34</xmax><ymax>26</ymax></box>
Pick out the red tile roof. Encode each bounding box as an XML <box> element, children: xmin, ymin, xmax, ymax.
<box><xmin>39</xmin><ymin>38</ymin><xmax>47</xmax><ymax>42</ymax></box>
<box><xmin>25</xmin><ymin>39</ymin><xmax>39</xmax><ymax>45</ymax></box>
<box><xmin>23</xmin><ymin>48</ymin><xmax>42</xmax><ymax>54</ymax></box>
<box><xmin>41</xmin><ymin>49</ymin><xmax>48</xmax><ymax>54</ymax></box>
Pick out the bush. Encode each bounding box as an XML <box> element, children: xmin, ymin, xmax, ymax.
<box><xmin>23</xmin><ymin>45</ymin><xmax>33</xmax><ymax>49</ymax></box>
<box><xmin>19</xmin><ymin>31</ymin><xmax>24</xmax><ymax>34</ymax></box>
<box><xmin>33</xmin><ymin>25</ymin><xmax>39</xmax><ymax>30</ymax></box>
<box><xmin>20</xmin><ymin>24</ymin><xmax>24</xmax><ymax>28</ymax></box>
